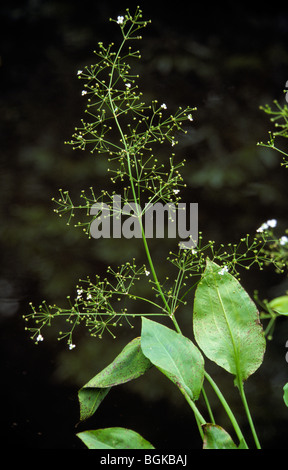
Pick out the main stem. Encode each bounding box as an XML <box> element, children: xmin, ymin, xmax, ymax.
<box><xmin>109</xmin><ymin>29</ymin><xmax>248</xmax><ymax>449</ymax></box>
<box><xmin>204</xmin><ymin>372</ymin><xmax>248</xmax><ymax>448</ymax></box>
<box><xmin>108</xmin><ymin>30</ymin><xmax>176</xmax><ymax>325</ymax></box>
<box><xmin>238</xmin><ymin>380</ymin><xmax>261</xmax><ymax>449</ymax></box>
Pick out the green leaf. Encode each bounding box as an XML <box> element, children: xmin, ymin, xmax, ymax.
<box><xmin>78</xmin><ymin>337</ymin><xmax>152</xmax><ymax>421</ymax></box>
<box><xmin>193</xmin><ymin>259</ymin><xmax>266</xmax><ymax>386</ymax></box>
<box><xmin>269</xmin><ymin>296</ymin><xmax>288</xmax><ymax>316</ymax></box>
<box><xmin>283</xmin><ymin>383</ymin><xmax>288</xmax><ymax>407</ymax></box>
<box><xmin>77</xmin><ymin>427</ymin><xmax>155</xmax><ymax>449</ymax></box>
<box><xmin>202</xmin><ymin>424</ymin><xmax>239</xmax><ymax>449</ymax></box>
<box><xmin>141</xmin><ymin>317</ymin><xmax>204</xmax><ymax>400</ymax></box>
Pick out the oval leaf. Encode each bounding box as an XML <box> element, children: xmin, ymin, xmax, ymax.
<box><xmin>78</xmin><ymin>337</ymin><xmax>152</xmax><ymax>421</ymax></box>
<box><xmin>283</xmin><ymin>383</ymin><xmax>288</xmax><ymax>407</ymax></box>
<box><xmin>193</xmin><ymin>259</ymin><xmax>266</xmax><ymax>386</ymax></box>
<box><xmin>141</xmin><ymin>317</ymin><xmax>204</xmax><ymax>400</ymax></box>
<box><xmin>269</xmin><ymin>296</ymin><xmax>288</xmax><ymax>316</ymax></box>
<box><xmin>77</xmin><ymin>427</ymin><xmax>155</xmax><ymax>449</ymax></box>
<box><xmin>203</xmin><ymin>424</ymin><xmax>238</xmax><ymax>449</ymax></box>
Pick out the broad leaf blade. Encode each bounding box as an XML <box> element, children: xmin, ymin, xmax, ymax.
<box><xmin>77</xmin><ymin>427</ymin><xmax>155</xmax><ymax>449</ymax></box>
<box><xmin>78</xmin><ymin>337</ymin><xmax>152</xmax><ymax>421</ymax></box>
<box><xmin>193</xmin><ymin>259</ymin><xmax>266</xmax><ymax>385</ymax></box>
<box><xmin>203</xmin><ymin>424</ymin><xmax>238</xmax><ymax>449</ymax></box>
<box><xmin>141</xmin><ymin>317</ymin><xmax>204</xmax><ymax>400</ymax></box>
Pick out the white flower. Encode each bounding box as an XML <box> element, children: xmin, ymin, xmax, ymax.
<box><xmin>125</xmin><ymin>83</ymin><xmax>131</xmax><ymax>88</ymax></box>
<box><xmin>267</xmin><ymin>219</ymin><xmax>277</xmax><ymax>228</ymax></box>
<box><xmin>145</xmin><ymin>270</ymin><xmax>150</xmax><ymax>276</ymax></box>
<box><xmin>256</xmin><ymin>223</ymin><xmax>268</xmax><ymax>233</ymax></box>
<box><xmin>69</xmin><ymin>343</ymin><xmax>76</xmax><ymax>350</ymax></box>
<box><xmin>218</xmin><ymin>266</ymin><xmax>229</xmax><ymax>275</ymax></box>
<box><xmin>81</xmin><ymin>90</ymin><xmax>87</xmax><ymax>96</ymax></box>
<box><xmin>87</xmin><ymin>293</ymin><xmax>92</xmax><ymax>300</ymax></box>
<box><xmin>187</xmin><ymin>114</ymin><xmax>193</xmax><ymax>121</ymax></box>
<box><xmin>36</xmin><ymin>334</ymin><xmax>44</xmax><ymax>342</ymax></box>
<box><xmin>161</xmin><ymin>103</ymin><xmax>167</xmax><ymax>109</ymax></box>
<box><xmin>77</xmin><ymin>70</ymin><xmax>83</xmax><ymax>75</ymax></box>
<box><xmin>257</xmin><ymin>219</ymin><xmax>277</xmax><ymax>233</ymax></box>
<box><xmin>76</xmin><ymin>288</ymin><xmax>83</xmax><ymax>300</ymax></box>
<box><xmin>280</xmin><ymin>236</ymin><xmax>288</xmax><ymax>245</ymax></box>
<box><xmin>173</xmin><ymin>189</ymin><xmax>180</xmax><ymax>194</ymax></box>
<box><xmin>117</xmin><ymin>16</ymin><xmax>124</xmax><ymax>24</ymax></box>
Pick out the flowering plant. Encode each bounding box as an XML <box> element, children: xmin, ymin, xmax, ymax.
<box><xmin>24</xmin><ymin>7</ymin><xmax>288</xmax><ymax>449</ymax></box>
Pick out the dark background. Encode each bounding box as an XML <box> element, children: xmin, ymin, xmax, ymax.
<box><xmin>1</xmin><ymin>0</ymin><xmax>288</xmax><ymax>449</ymax></box>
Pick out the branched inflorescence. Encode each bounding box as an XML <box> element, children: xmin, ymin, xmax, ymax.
<box><xmin>24</xmin><ymin>7</ymin><xmax>284</xmax><ymax>349</ymax></box>
<box><xmin>26</xmin><ymin>260</ymin><xmax>155</xmax><ymax>347</ymax></box>
<box><xmin>51</xmin><ymin>7</ymin><xmax>195</xmax><ymax>235</ymax></box>
<box><xmin>258</xmin><ymin>98</ymin><xmax>288</xmax><ymax>166</ymax></box>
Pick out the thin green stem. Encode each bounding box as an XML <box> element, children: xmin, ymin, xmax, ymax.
<box><xmin>201</xmin><ymin>385</ymin><xmax>215</xmax><ymax>424</ymax></box>
<box><xmin>204</xmin><ymin>371</ymin><xmax>249</xmax><ymax>449</ymax></box>
<box><xmin>238</xmin><ymin>380</ymin><xmax>261</xmax><ymax>449</ymax></box>
<box><xmin>181</xmin><ymin>388</ymin><xmax>206</xmax><ymax>429</ymax></box>
<box><xmin>107</xmin><ymin>25</ymin><xmax>175</xmax><ymax>324</ymax></box>
<box><xmin>104</xmin><ymin>18</ymin><xmax>247</xmax><ymax>451</ymax></box>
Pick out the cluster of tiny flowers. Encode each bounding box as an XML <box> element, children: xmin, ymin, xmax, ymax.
<box><xmin>218</xmin><ymin>266</ymin><xmax>229</xmax><ymax>275</ymax></box>
<box><xmin>256</xmin><ymin>219</ymin><xmax>277</xmax><ymax>233</ymax></box>
<box><xmin>36</xmin><ymin>332</ymin><xmax>75</xmax><ymax>351</ymax></box>
<box><xmin>280</xmin><ymin>235</ymin><xmax>288</xmax><ymax>245</ymax></box>
<box><xmin>76</xmin><ymin>288</ymin><xmax>93</xmax><ymax>301</ymax></box>
<box><xmin>76</xmin><ymin>288</ymin><xmax>83</xmax><ymax>300</ymax></box>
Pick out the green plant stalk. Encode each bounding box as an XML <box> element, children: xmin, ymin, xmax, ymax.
<box><xmin>168</xmin><ymin>313</ymin><xmax>248</xmax><ymax>447</ymax></box>
<box><xmin>201</xmin><ymin>385</ymin><xmax>215</xmax><ymax>424</ymax></box>
<box><xmin>204</xmin><ymin>371</ymin><xmax>248</xmax><ymax>449</ymax></box>
<box><xmin>238</xmin><ymin>380</ymin><xmax>261</xmax><ymax>449</ymax></box>
<box><xmin>181</xmin><ymin>388</ymin><xmax>206</xmax><ymax>435</ymax></box>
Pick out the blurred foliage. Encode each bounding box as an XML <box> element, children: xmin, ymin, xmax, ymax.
<box><xmin>1</xmin><ymin>0</ymin><xmax>288</xmax><ymax>448</ymax></box>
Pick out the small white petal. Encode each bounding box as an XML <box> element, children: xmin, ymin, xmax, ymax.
<box><xmin>117</xmin><ymin>16</ymin><xmax>124</xmax><ymax>24</ymax></box>
<box><xmin>218</xmin><ymin>266</ymin><xmax>229</xmax><ymax>275</ymax></box>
